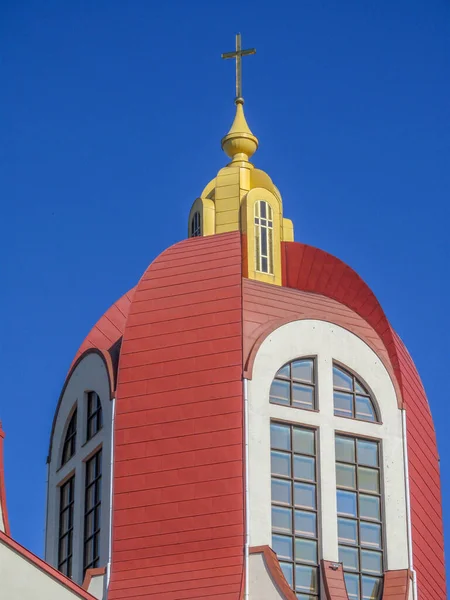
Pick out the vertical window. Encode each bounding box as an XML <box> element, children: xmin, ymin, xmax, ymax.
<box><xmin>61</xmin><ymin>409</ymin><xmax>77</xmax><ymax>466</ymax></box>
<box><xmin>86</xmin><ymin>392</ymin><xmax>103</xmax><ymax>441</ymax></box>
<box><xmin>333</xmin><ymin>365</ymin><xmax>379</xmax><ymax>422</ymax></box>
<box><xmin>84</xmin><ymin>450</ymin><xmax>102</xmax><ymax>573</ymax></box>
<box><xmin>58</xmin><ymin>476</ymin><xmax>74</xmax><ymax>578</ymax></box>
<box><xmin>336</xmin><ymin>435</ymin><xmax>383</xmax><ymax>600</ymax></box>
<box><xmin>191</xmin><ymin>211</ymin><xmax>201</xmax><ymax>237</ymax></box>
<box><xmin>271</xmin><ymin>422</ymin><xmax>319</xmax><ymax>599</ymax></box>
<box><xmin>254</xmin><ymin>200</ymin><xmax>273</xmax><ymax>274</ymax></box>
<box><xmin>269</xmin><ymin>358</ymin><xmax>316</xmax><ymax>411</ymax></box>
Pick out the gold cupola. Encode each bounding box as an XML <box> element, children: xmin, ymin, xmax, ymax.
<box><xmin>187</xmin><ymin>34</ymin><xmax>294</xmax><ymax>287</ymax></box>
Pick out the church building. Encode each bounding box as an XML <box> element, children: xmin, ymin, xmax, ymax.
<box><xmin>0</xmin><ymin>36</ymin><xmax>446</xmax><ymax>600</ymax></box>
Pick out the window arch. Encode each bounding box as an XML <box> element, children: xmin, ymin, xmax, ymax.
<box><xmin>61</xmin><ymin>409</ymin><xmax>77</xmax><ymax>466</ymax></box>
<box><xmin>254</xmin><ymin>200</ymin><xmax>274</xmax><ymax>274</ymax></box>
<box><xmin>333</xmin><ymin>364</ymin><xmax>379</xmax><ymax>422</ymax></box>
<box><xmin>190</xmin><ymin>211</ymin><xmax>201</xmax><ymax>237</ymax></box>
<box><xmin>269</xmin><ymin>357</ymin><xmax>316</xmax><ymax>411</ymax></box>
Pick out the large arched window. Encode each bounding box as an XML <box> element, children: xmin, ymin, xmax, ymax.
<box><xmin>254</xmin><ymin>200</ymin><xmax>273</xmax><ymax>274</ymax></box>
<box><xmin>190</xmin><ymin>211</ymin><xmax>201</xmax><ymax>237</ymax></box>
<box><xmin>269</xmin><ymin>358</ymin><xmax>316</xmax><ymax>411</ymax></box>
<box><xmin>333</xmin><ymin>364</ymin><xmax>379</xmax><ymax>422</ymax></box>
<box><xmin>61</xmin><ymin>409</ymin><xmax>77</xmax><ymax>466</ymax></box>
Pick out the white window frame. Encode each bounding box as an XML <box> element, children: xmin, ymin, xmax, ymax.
<box><xmin>247</xmin><ymin>319</ymin><xmax>410</xmax><ymax>583</ymax></box>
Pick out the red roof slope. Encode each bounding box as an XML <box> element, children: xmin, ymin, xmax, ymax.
<box><xmin>109</xmin><ymin>232</ymin><xmax>245</xmax><ymax>600</ymax></box>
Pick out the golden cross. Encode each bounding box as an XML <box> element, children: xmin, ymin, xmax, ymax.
<box><xmin>221</xmin><ymin>33</ymin><xmax>256</xmax><ymax>100</ymax></box>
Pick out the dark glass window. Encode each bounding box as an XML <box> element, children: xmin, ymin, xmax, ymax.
<box><xmin>333</xmin><ymin>365</ymin><xmax>379</xmax><ymax>422</ymax></box>
<box><xmin>58</xmin><ymin>476</ymin><xmax>74</xmax><ymax>578</ymax></box>
<box><xmin>254</xmin><ymin>200</ymin><xmax>273</xmax><ymax>274</ymax></box>
<box><xmin>86</xmin><ymin>392</ymin><xmax>103</xmax><ymax>441</ymax></box>
<box><xmin>270</xmin><ymin>358</ymin><xmax>316</xmax><ymax>411</ymax></box>
<box><xmin>84</xmin><ymin>450</ymin><xmax>102</xmax><ymax>574</ymax></box>
<box><xmin>336</xmin><ymin>435</ymin><xmax>384</xmax><ymax>600</ymax></box>
<box><xmin>271</xmin><ymin>422</ymin><xmax>319</xmax><ymax>599</ymax></box>
<box><xmin>61</xmin><ymin>410</ymin><xmax>77</xmax><ymax>466</ymax></box>
<box><xmin>191</xmin><ymin>211</ymin><xmax>201</xmax><ymax>237</ymax></box>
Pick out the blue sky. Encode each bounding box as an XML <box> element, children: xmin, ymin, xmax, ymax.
<box><xmin>1</xmin><ymin>0</ymin><xmax>449</xmax><ymax>571</ymax></box>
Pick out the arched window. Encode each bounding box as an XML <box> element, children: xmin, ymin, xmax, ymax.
<box><xmin>86</xmin><ymin>391</ymin><xmax>102</xmax><ymax>441</ymax></box>
<box><xmin>333</xmin><ymin>364</ymin><xmax>379</xmax><ymax>422</ymax></box>
<box><xmin>336</xmin><ymin>435</ymin><xmax>383</xmax><ymax>600</ymax></box>
<box><xmin>254</xmin><ymin>200</ymin><xmax>273</xmax><ymax>274</ymax></box>
<box><xmin>61</xmin><ymin>409</ymin><xmax>77</xmax><ymax>466</ymax></box>
<box><xmin>191</xmin><ymin>211</ymin><xmax>201</xmax><ymax>237</ymax></box>
<box><xmin>270</xmin><ymin>358</ymin><xmax>316</xmax><ymax>411</ymax></box>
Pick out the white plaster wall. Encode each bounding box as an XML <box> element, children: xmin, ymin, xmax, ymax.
<box><xmin>249</xmin><ymin>553</ymin><xmax>285</xmax><ymax>600</ymax></box>
<box><xmin>45</xmin><ymin>353</ymin><xmax>113</xmax><ymax>586</ymax></box>
<box><xmin>248</xmin><ymin>319</ymin><xmax>409</xmax><ymax>571</ymax></box>
<box><xmin>86</xmin><ymin>572</ymin><xmax>105</xmax><ymax>600</ymax></box>
<box><xmin>0</xmin><ymin>539</ymin><xmax>88</xmax><ymax>600</ymax></box>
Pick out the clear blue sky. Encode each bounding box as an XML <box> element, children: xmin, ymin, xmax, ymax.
<box><xmin>1</xmin><ymin>0</ymin><xmax>449</xmax><ymax>570</ymax></box>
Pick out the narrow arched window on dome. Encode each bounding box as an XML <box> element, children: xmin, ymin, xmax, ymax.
<box><xmin>270</xmin><ymin>358</ymin><xmax>316</xmax><ymax>410</ymax></box>
<box><xmin>333</xmin><ymin>365</ymin><xmax>379</xmax><ymax>422</ymax></box>
<box><xmin>86</xmin><ymin>391</ymin><xmax>103</xmax><ymax>441</ymax></box>
<box><xmin>254</xmin><ymin>200</ymin><xmax>273</xmax><ymax>274</ymax></box>
<box><xmin>191</xmin><ymin>211</ymin><xmax>201</xmax><ymax>237</ymax></box>
<box><xmin>61</xmin><ymin>409</ymin><xmax>77</xmax><ymax>466</ymax></box>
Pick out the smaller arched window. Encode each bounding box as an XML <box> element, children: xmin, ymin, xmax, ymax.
<box><xmin>191</xmin><ymin>211</ymin><xmax>201</xmax><ymax>237</ymax></box>
<box><xmin>333</xmin><ymin>365</ymin><xmax>379</xmax><ymax>422</ymax></box>
<box><xmin>254</xmin><ymin>200</ymin><xmax>273</xmax><ymax>274</ymax></box>
<box><xmin>270</xmin><ymin>358</ymin><xmax>316</xmax><ymax>411</ymax></box>
<box><xmin>86</xmin><ymin>391</ymin><xmax>103</xmax><ymax>441</ymax></box>
<box><xmin>61</xmin><ymin>409</ymin><xmax>77</xmax><ymax>466</ymax></box>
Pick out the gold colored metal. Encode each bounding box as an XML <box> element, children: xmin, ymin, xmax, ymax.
<box><xmin>221</xmin><ymin>33</ymin><xmax>256</xmax><ymax>100</ymax></box>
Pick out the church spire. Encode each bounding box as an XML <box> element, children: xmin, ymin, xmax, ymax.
<box><xmin>221</xmin><ymin>34</ymin><xmax>259</xmax><ymax>163</ymax></box>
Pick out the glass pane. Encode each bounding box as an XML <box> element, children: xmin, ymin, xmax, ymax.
<box><xmin>339</xmin><ymin>545</ymin><xmax>359</xmax><ymax>571</ymax></box>
<box><xmin>337</xmin><ymin>490</ymin><xmax>357</xmax><ymax>517</ymax></box>
<box><xmin>276</xmin><ymin>364</ymin><xmax>290</xmax><ymax>379</ymax></box>
<box><xmin>360</xmin><ymin>522</ymin><xmax>382</xmax><ymax>549</ymax></box>
<box><xmin>358</xmin><ymin>467</ymin><xmax>380</xmax><ymax>493</ymax></box>
<box><xmin>280</xmin><ymin>562</ymin><xmax>293</xmax><ymax>587</ymax></box>
<box><xmin>294</xmin><ymin>510</ymin><xmax>316</xmax><ymax>537</ymax></box>
<box><xmin>293</xmin><ymin>428</ymin><xmax>315</xmax><ymax>455</ymax></box>
<box><xmin>295</xmin><ymin>538</ymin><xmax>317</xmax><ymax>564</ymax></box>
<box><xmin>333</xmin><ymin>366</ymin><xmax>353</xmax><ymax>390</ymax></box>
<box><xmin>294</xmin><ymin>455</ymin><xmax>315</xmax><ymax>482</ymax></box>
<box><xmin>357</xmin><ymin>440</ymin><xmax>379</xmax><ymax>467</ymax></box>
<box><xmin>334</xmin><ymin>391</ymin><xmax>353</xmax><ymax>417</ymax></box>
<box><xmin>262</xmin><ymin>256</ymin><xmax>268</xmax><ymax>272</ymax></box>
<box><xmin>272</xmin><ymin>506</ymin><xmax>292</xmax><ymax>533</ymax></box>
<box><xmin>271</xmin><ymin>451</ymin><xmax>291</xmax><ymax>477</ymax></box>
<box><xmin>336</xmin><ymin>463</ymin><xmax>356</xmax><ymax>488</ymax></box>
<box><xmin>359</xmin><ymin>495</ymin><xmax>380</xmax><ymax>521</ymax></box>
<box><xmin>261</xmin><ymin>227</ymin><xmax>268</xmax><ymax>256</ymax></box>
<box><xmin>292</xmin><ymin>383</ymin><xmax>314</xmax><ymax>409</ymax></box>
<box><xmin>355</xmin><ymin>379</ymin><xmax>368</xmax><ymax>394</ymax></box>
<box><xmin>272</xmin><ymin>478</ymin><xmax>292</xmax><ymax>504</ymax></box>
<box><xmin>336</xmin><ymin>436</ymin><xmax>355</xmax><ymax>463</ymax></box>
<box><xmin>292</xmin><ymin>359</ymin><xmax>314</xmax><ymax>383</ymax></box>
<box><xmin>296</xmin><ymin>595</ymin><xmax>317</xmax><ymax>600</ymax></box>
<box><xmin>260</xmin><ymin>201</ymin><xmax>267</xmax><ymax>219</ymax></box>
<box><xmin>270</xmin><ymin>379</ymin><xmax>290</xmax><ymax>405</ymax></box>
<box><xmin>344</xmin><ymin>573</ymin><xmax>360</xmax><ymax>600</ymax></box>
<box><xmin>338</xmin><ymin>517</ymin><xmax>358</xmax><ymax>545</ymax></box>
<box><xmin>294</xmin><ymin>482</ymin><xmax>316</xmax><ymax>509</ymax></box>
<box><xmin>361</xmin><ymin>550</ymin><xmax>383</xmax><ymax>575</ymax></box>
<box><xmin>295</xmin><ymin>565</ymin><xmax>318</xmax><ymax>593</ymax></box>
<box><xmin>271</xmin><ymin>423</ymin><xmax>291</xmax><ymax>451</ymax></box>
<box><xmin>272</xmin><ymin>534</ymin><xmax>293</xmax><ymax>560</ymax></box>
<box><xmin>356</xmin><ymin>396</ymin><xmax>376</xmax><ymax>422</ymax></box>
<box><xmin>361</xmin><ymin>576</ymin><xmax>382</xmax><ymax>600</ymax></box>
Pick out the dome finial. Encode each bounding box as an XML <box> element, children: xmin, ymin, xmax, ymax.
<box><xmin>221</xmin><ymin>34</ymin><xmax>259</xmax><ymax>163</ymax></box>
